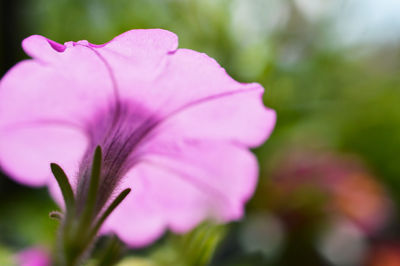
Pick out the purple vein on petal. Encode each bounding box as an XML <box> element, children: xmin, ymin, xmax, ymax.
<box><xmin>101</xmin><ymin>86</ymin><xmax>264</xmax><ymax>167</ymax></box>
<box><xmin>79</xmin><ymin>86</ymin><xmax>262</xmax><ymax>179</ymax></box>
<box><xmin>160</xmin><ymin>86</ymin><xmax>262</xmax><ymax>125</ymax></box>
<box><xmin>76</xmin><ymin>44</ymin><xmax>122</xmax><ymax>117</ymax></box>
<box><xmin>119</xmin><ymin>86</ymin><xmax>263</xmax><ymax>152</ymax></box>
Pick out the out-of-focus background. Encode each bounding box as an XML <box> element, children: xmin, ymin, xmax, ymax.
<box><xmin>1</xmin><ymin>0</ymin><xmax>400</xmax><ymax>265</ymax></box>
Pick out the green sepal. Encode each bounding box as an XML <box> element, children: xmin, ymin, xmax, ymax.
<box><xmin>50</xmin><ymin>163</ymin><xmax>75</xmax><ymax>214</ymax></box>
<box><xmin>74</xmin><ymin>146</ymin><xmax>103</xmax><ymax>246</ymax></box>
<box><xmin>88</xmin><ymin>188</ymin><xmax>131</xmax><ymax>243</ymax></box>
<box><xmin>81</xmin><ymin>146</ymin><xmax>102</xmax><ymax>225</ymax></box>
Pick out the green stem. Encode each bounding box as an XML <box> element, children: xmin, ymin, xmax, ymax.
<box><xmin>97</xmin><ymin>235</ymin><xmax>123</xmax><ymax>266</ymax></box>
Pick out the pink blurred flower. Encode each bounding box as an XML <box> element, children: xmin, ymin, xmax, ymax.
<box><xmin>16</xmin><ymin>247</ymin><xmax>50</xmax><ymax>266</ymax></box>
<box><xmin>270</xmin><ymin>149</ymin><xmax>391</xmax><ymax>234</ymax></box>
<box><xmin>366</xmin><ymin>243</ymin><xmax>400</xmax><ymax>266</ymax></box>
<box><xmin>0</xmin><ymin>29</ymin><xmax>275</xmax><ymax>246</ymax></box>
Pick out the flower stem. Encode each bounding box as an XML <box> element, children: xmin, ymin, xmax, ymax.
<box><xmin>97</xmin><ymin>235</ymin><xmax>124</xmax><ymax>266</ymax></box>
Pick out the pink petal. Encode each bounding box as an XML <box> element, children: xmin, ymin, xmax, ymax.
<box><xmin>97</xmin><ymin>29</ymin><xmax>178</xmax><ymax>57</ymax></box>
<box><xmin>100</xmin><ymin>171</ymin><xmax>166</xmax><ymax>247</ymax></box>
<box><xmin>152</xmin><ymin>84</ymin><xmax>276</xmax><ymax>147</ymax></box>
<box><xmin>0</xmin><ymin>125</ymin><xmax>86</xmax><ymax>186</ymax></box>
<box><xmin>22</xmin><ymin>35</ymin><xmax>66</xmax><ymax>62</ymax></box>
<box><xmin>104</xmin><ymin>142</ymin><xmax>258</xmax><ymax>246</ymax></box>
<box><xmin>148</xmin><ymin>48</ymin><xmax>264</xmax><ymax>114</ymax></box>
<box><xmin>0</xmin><ymin>36</ymin><xmax>116</xmax><ymax>186</ymax></box>
<box><xmin>0</xmin><ymin>43</ymin><xmax>115</xmax><ymax>127</ymax></box>
<box><xmin>91</xmin><ymin>29</ymin><xmax>179</xmax><ymax>101</ymax></box>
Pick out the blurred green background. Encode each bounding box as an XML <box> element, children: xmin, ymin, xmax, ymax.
<box><xmin>1</xmin><ymin>0</ymin><xmax>400</xmax><ymax>265</ymax></box>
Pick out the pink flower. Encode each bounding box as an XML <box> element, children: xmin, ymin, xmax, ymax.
<box><xmin>16</xmin><ymin>247</ymin><xmax>50</xmax><ymax>266</ymax></box>
<box><xmin>366</xmin><ymin>243</ymin><xmax>400</xmax><ymax>266</ymax></box>
<box><xmin>270</xmin><ymin>149</ymin><xmax>391</xmax><ymax>234</ymax></box>
<box><xmin>0</xmin><ymin>29</ymin><xmax>275</xmax><ymax>246</ymax></box>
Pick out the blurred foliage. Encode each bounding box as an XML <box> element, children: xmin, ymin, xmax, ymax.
<box><xmin>1</xmin><ymin>0</ymin><xmax>400</xmax><ymax>265</ymax></box>
<box><xmin>152</xmin><ymin>223</ymin><xmax>225</xmax><ymax>266</ymax></box>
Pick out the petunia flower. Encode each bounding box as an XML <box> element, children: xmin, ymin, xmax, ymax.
<box><xmin>0</xmin><ymin>29</ymin><xmax>276</xmax><ymax>247</ymax></box>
